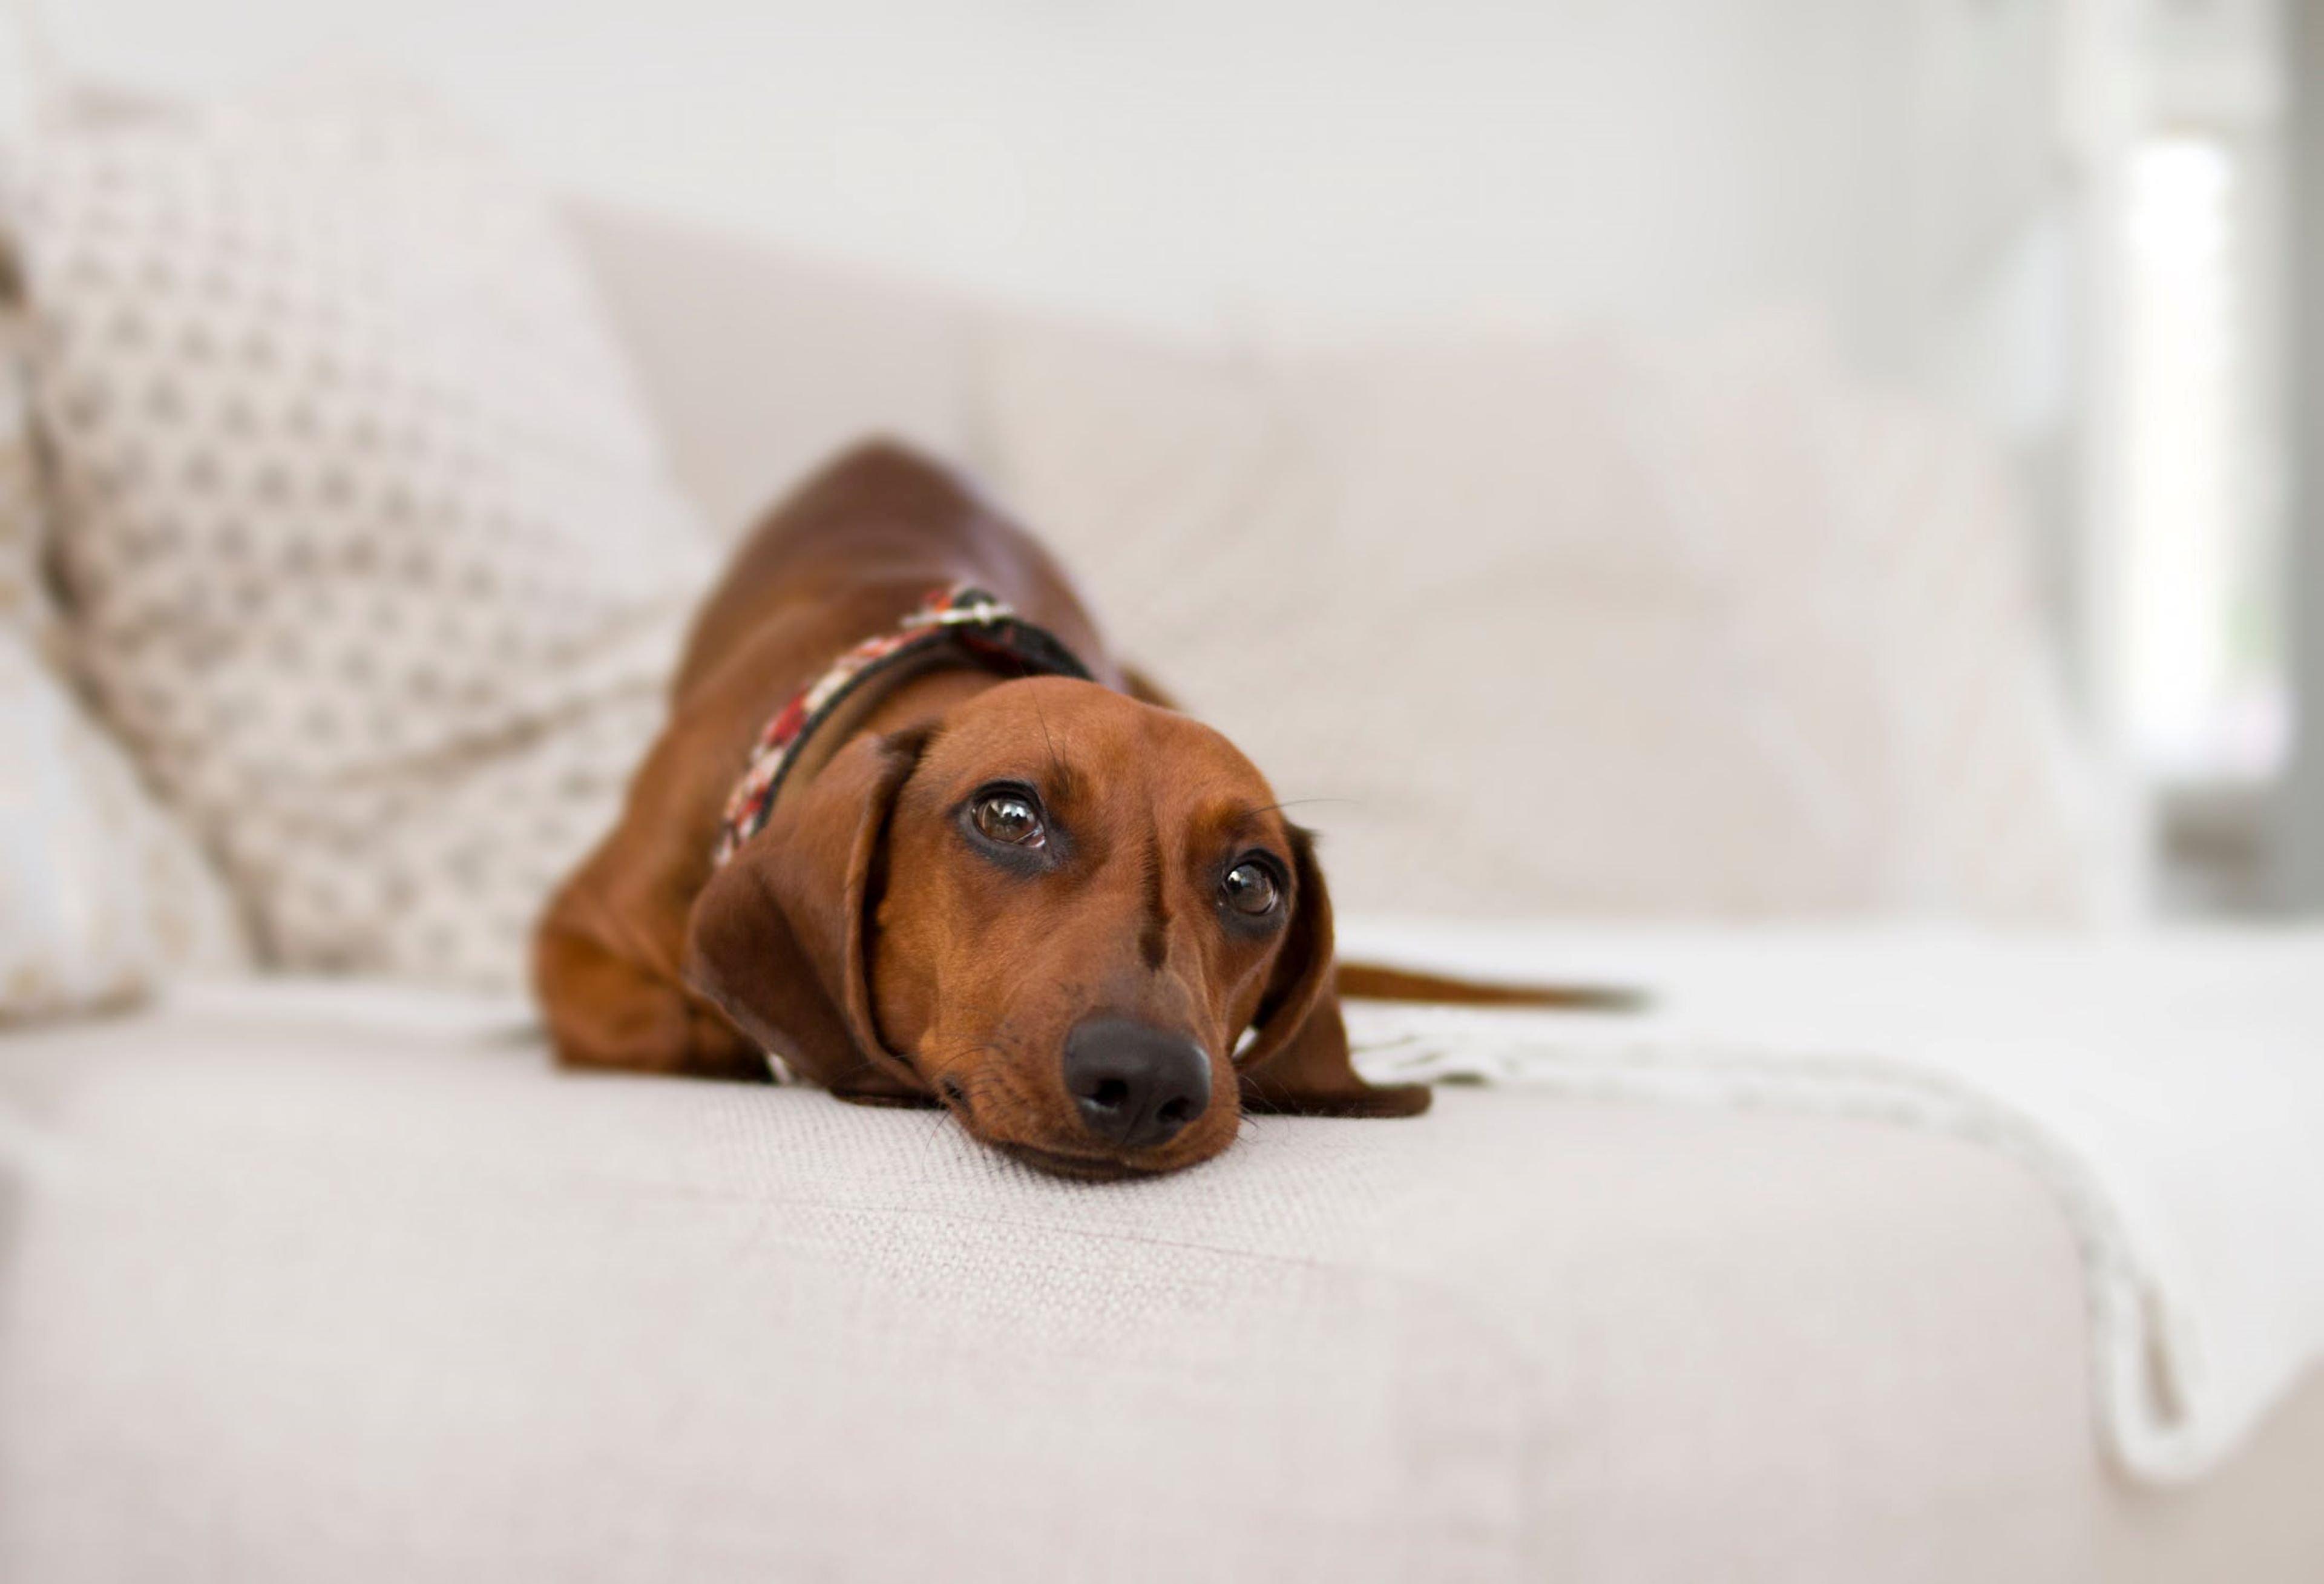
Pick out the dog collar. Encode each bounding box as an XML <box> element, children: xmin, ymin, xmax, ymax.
<box><xmin>712</xmin><ymin>582</ymin><xmax>1094</xmax><ymax>867</ymax></box>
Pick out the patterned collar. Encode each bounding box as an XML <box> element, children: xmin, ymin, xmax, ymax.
<box><xmin>712</xmin><ymin>582</ymin><xmax>1094</xmax><ymax>867</ymax></box>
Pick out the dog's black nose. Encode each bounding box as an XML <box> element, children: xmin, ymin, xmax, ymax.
<box><xmin>1062</xmin><ymin>1017</ymin><xmax>1212</xmax><ymax>1151</ymax></box>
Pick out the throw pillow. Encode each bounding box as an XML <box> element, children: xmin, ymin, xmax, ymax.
<box><xmin>11</xmin><ymin>82</ymin><xmax>712</xmax><ymax>987</ymax></box>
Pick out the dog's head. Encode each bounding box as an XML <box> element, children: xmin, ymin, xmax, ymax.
<box><xmin>685</xmin><ymin>675</ymin><xmax>1423</xmax><ymax>1177</ymax></box>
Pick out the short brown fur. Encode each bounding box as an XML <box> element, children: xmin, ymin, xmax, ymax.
<box><xmin>539</xmin><ymin>441</ymin><xmax>1470</xmax><ymax>1176</ymax></box>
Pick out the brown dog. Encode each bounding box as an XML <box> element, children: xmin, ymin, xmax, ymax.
<box><xmin>537</xmin><ymin>440</ymin><xmax>1543</xmax><ymax>1178</ymax></box>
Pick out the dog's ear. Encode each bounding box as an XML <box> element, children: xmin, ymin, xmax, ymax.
<box><xmin>684</xmin><ymin>728</ymin><xmax>931</xmax><ymax>1098</ymax></box>
<box><xmin>1236</xmin><ymin>827</ymin><xmax>1430</xmax><ymax>1118</ymax></box>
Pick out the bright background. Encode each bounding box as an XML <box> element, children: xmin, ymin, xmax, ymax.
<box><xmin>8</xmin><ymin>0</ymin><xmax>2313</xmax><ymax>913</ymax></box>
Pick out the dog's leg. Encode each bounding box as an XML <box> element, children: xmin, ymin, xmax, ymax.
<box><xmin>534</xmin><ymin>900</ymin><xmax>761</xmax><ymax>1082</ymax></box>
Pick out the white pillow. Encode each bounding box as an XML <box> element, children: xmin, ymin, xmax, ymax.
<box><xmin>0</xmin><ymin>288</ymin><xmax>246</xmax><ymax>1019</ymax></box>
<box><xmin>11</xmin><ymin>83</ymin><xmax>713</xmax><ymax>987</ymax></box>
<box><xmin>976</xmin><ymin>317</ymin><xmax>2116</xmax><ymax>922</ymax></box>
<box><xmin>0</xmin><ymin>629</ymin><xmax>249</xmax><ymax>1019</ymax></box>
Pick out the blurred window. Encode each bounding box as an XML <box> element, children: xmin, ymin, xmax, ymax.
<box><xmin>2121</xmin><ymin>128</ymin><xmax>2286</xmax><ymax>784</ymax></box>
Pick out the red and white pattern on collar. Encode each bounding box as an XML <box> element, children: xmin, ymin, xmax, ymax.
<box><xmin>711</xmin><ymin>582</ymin><xmax>1094</xmax><ymax>867</ymax></box>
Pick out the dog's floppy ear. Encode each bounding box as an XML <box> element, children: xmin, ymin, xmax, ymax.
<box><xmin>684</xmin><ymin>728</ymin><xmax>931</xmax><ymax>1099</ymax></box>
<box><xmin>1236</xmin><ymin>827</ymin><xmax>1430</xmax><ymax>1118</ymax></box>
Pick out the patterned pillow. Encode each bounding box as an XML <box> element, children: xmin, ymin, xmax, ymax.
<box><xmin>10</xmin><ymin>83</ymin><xmax>714</xmax><ymax>987</ymax></box>
<box><xmin>0</xmin><ymin>251</ymin><xmax>248</xmax><ymax>1020</ymax></box>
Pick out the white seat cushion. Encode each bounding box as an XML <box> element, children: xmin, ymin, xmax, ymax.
<box><xmin>0</xmin><ymin>978</ymin><xmax>2167</xmax><ymax>1583</ymax></box>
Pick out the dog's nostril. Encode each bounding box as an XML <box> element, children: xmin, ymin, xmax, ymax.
<box><xmin>1090</xmin><ymin>1078</ymin><xmax>1129</xmax><ymax>1111</ymax></box>
<box><xmin>1157</xmin><ymin>1097</ymin><xmax>1191</xmax><ymax>1125</ymax></box>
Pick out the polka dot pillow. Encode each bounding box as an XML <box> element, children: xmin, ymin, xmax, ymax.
<box><xmin>10</xmin><ymin>83</ymin><xmax>714</xmax><ymax>987</ymax></box>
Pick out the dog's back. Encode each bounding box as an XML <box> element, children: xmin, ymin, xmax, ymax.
<box><xmin>670</xmin><ymin>440</ymin><xmax>1116</xmax><ymax>707</ymax></box>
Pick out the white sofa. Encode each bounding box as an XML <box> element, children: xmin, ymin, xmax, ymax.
<box><xmin>2</xmin><ymin>203</ymin><xmax>2320</xmax><ymax>1582</ymax></box>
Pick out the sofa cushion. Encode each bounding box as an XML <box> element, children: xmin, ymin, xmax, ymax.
<box><xmin>568</xmin><ymin>200</ymin><xmax>981</xmax><ymax>544</ymax></box>
<box><xmin>0</xmin><ymin>979</ymin><xmax>2142</xmax><ymax>1583</ymax></box>
<box><xmin>974</xmin><ymin>317</ymin><xmax>2121</xmax><ymax>924</ymax></box>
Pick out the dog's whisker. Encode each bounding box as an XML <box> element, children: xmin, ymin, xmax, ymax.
<box><xmin>1028</xmin><ymin>689</ymin><xmax>1067</xmax><ymax>792</ymax></box>
<box><xmin>916</xmin><ymin>1109</ymin><xmax>955</xmax><ymax>1162</ymax></box>
<box><xmin>1247</xmin><ymin>797</ymin><xmax>1359</xmax><ymax>817</ymax></box>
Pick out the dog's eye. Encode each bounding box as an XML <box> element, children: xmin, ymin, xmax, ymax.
<box><xmin>1220</xmin><ymin>859</ymin><xmax>1281</xmax><ymax>917</ymax></box>
<box><xmin>971</xmin><ymin>789</ymin><xmax>1045</xmax><ymax>847</ymax></box>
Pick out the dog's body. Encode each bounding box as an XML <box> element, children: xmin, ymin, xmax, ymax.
<box><xmin>538</xmin><ymin>442</ymin><xmax>1121</xmax><ymax>1089</ymax></box>
<box><xmin>537</xmin><ymin>440</ymin><xmax>1431</xmax><ymax>1175</ymax></box>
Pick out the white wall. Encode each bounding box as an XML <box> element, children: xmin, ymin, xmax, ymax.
<box><xmin>10</xmin><ymin>0</ymin><xmax>2063</xmax><ymax>375</ymax></box>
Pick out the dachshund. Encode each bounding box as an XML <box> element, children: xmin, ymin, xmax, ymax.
<box><xmin>535</xmin><ymin>440</ymin><xmax>1597</xmax><ymax>1178</ymax></box>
